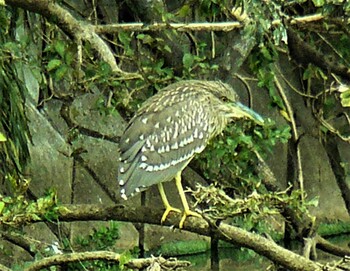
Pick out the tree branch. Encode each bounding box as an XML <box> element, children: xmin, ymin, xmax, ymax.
<box><xmin>287</xmin><ymin>26</ymin><xmax>350</xmax><ymax>80</ymax></box>
<box><xmin>274</xmin><ymin>73</ymin><xmax>305</xmax><ymax>202</ymax></box>
<box><xmin>95</xmin><ymin>22</ymin><xmax>243</xmax><ymax>33</ymax></box>
<box><xmin>93</xmin><ymin>13</ymin><xmax>325</xmax><ymax>34</ymax></box>
<box><xmin>45</xmin><ymin>204</ymin><xmax>324</xmax><ymax>271</ymax></box>
<box><xmin>23</xmin><ymin>251</ymin><xmax>190</xmax><ymax>271</ymax></box>
<box><xmin>315</xmin><ymin>235</ymin><xmax>350</xmax><ymax>258</ymax></box>
<box><xmin>0</xmin><ymin>231</ymin><xmax>43</xmax><ymax>257</ymax></box>
<box><xmin>0</xmin><ymin>264</ymin><xmax>12</xmax><ymax>271</ymax></box>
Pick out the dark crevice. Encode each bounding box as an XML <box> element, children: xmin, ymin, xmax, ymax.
<box><xmin>323</xmin><ymin>135</ymin><xmax>350</xmax><ymax>216</ymax></box>
<box><xmin>60</xmin><ymin>100</ymin><xmax>120</xmax><ymax>144</ymax></box>
<box><xmin>59</xmin><ymin>101</ymin><xmax>119</xmax><ymax>204</ymax></box>
<box><xmin>74</xmin><ymin>155</ymin><xmax>118</xmax><ymax>203</ymax></box>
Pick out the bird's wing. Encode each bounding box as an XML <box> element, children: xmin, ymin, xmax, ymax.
<box><xmin>118</xmin><ymin>90</ymin><xmax>214</xmax><ymax>198</ymax></box>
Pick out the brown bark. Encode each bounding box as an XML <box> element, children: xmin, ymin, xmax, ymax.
<box><xmin>23</xmin><ymin>251</ymin><xmax>190</xmax><ymax>271</ymax></box>
<box><xmin>56</xmin><ymin>204</ymin><xmax>323</xmax><ymax>271</ymax></box>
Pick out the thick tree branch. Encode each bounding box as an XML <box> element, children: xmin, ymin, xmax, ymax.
<box><xmin>315</xmin><ymin>235</ymin><xmax>350</xmax><ymax>258</ymax></box>
<box><xmin>287</xmin><ymin>26</ymin><xmax>350</xmax><ymax>80</ymax></box>
<box><xmin>323</xmin><ymin>135</ymin><xmax>350</xmax><ymax>215</ymax></box>
<box><xmin>255</xmin><ymin>151</ymin><xmax>350</xmax><ymax>262</ymax></box>
<box><xmin>42</xmin><ymin>204</ymin><xmax>324</xmax><ymax>271</ymax></box>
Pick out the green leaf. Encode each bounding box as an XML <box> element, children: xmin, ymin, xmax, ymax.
<box><xmin>141</xmin><ymin>34</ymin><xmax>155</xmax><ymax>45</ymax></box>
<box><xmin>65</xmin><ymin>50</ymin><xmax>74</xmax><ymax>66</ymax></box>
<box><xmin>136</xmin><ymin>33</ymin><xmax>145</xmax><ymax>40</ymax></box>
<box><xmin>0</xmin><ymin>202</ymin><xmax>5</xmax><ymax>214</ymax></box>
<box><xmin>302</xmin><ymin>66</ymin><xmax>312</xmax><ymax>80</ymax></box>
<box><xmin>0</xmin><ymin>132</ymin><xmax>6</xmax><ymax>142</ymax></box>
<box><xmin>182</xmin><ymin>53</ymin><xmax>194</xmax><ymax>69</ymax></box>
<box><xmin>178</xmin><ymin>4</ymin><xmax>191</xmax><ymax>17</ymax></box>
<box><xmin>308</xmin><ymin>196</ymin><xmax>319</xmax><ymax>207</ymax></box>
<box><xmin>3</xmin><ymin>42</ymin><xmax>21</xmax><ymax>57</ymax></box>
<box><xmin>340</xmin><ymin>90</ymin><xmax>350</xmax><ymax>107</ymax></box>
<box><xmin>163</xmin><ymin>45</ymin><xmax>172</xmax><ymax>53</ymax></box>
<box><xmin>47</xmin><ymin>59</ymin><xmax>62</xmax><ymax>71</ymax></box>
<box><xmin>312</xmin><ymin>0</ymin><xmax>324</xmax><ymax>7</ymax></box>
<box><xmin>118</xmin><ymin>31</ymin><xmax>131</xmax><ymax>46</ymax></box>
<box><xmin>54</xmin><ymin>65</ymin><xmax>68</xmax><ymax>80</ymax></box>
<box><xmin>119</xmin><ymin>250</ymin><xmax>132</xmax><ymax>269</ymax></box>
<box><xmin>260</xmin><ymin>46</ymin><xmax>273</xmax><ymax>61</ymax></box>
<box><xmin>54</xmin><ymin>40</ymin><xmax>66</xmax><ymax>59</ymax></box>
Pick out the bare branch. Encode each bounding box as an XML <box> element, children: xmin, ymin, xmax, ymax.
<box><xmin>274</xmin><ymin>74</ymin><xmax>305</xmax><ymax>201</ymax></box>
<box><xmin>0</xmin><ymin>264</ymin><xmax>12</xmax><ymax>271</ymax></box>
<box><xmin>95</xmin><ymin>22</ymin><xmax>242</xmax><ymax>33</ymax></box>
<box><xmin>0</xmin><ymin>231</ymin><xmax>44</xmax><ymax>257</ymax></box>
<box><xmin>23</xmin><ymin>251</ymin><xmax>190</xmax><ymax>271</ymax></box>
<box><xmin>316</xmin><ymin>235</ymin><xmax>350</xmax><ymax>258</ymax></box>
<box><xmin>94</xmin><ymin>14</ymin><xmax>326</xmax><ymax>34</ymax></box>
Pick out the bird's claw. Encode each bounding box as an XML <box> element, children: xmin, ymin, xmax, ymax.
<box><xmin>161</xmin><ymin>206</ymin><xmax>181</xmax><ymax>224</ymax></box>
<box><xmin>179</xmin><ymin>209</ymin><xmax>202</xmax><ymax>229</ymax></box>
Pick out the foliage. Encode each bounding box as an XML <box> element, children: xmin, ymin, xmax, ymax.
<box><xmin>72</xmin><ymin>221</ymin><xmax>120</xmax><ymax>251</ymax></box>
<box><xmin>156</xmin><ymin>240</ymin><xmax>210</xmax><ymax>257</ymax></box>
<box><xmin>45</xmin><ymin>39</ymin><xmax>76</xmax><ymax>81</ymax></box>
<box><xmin>0</xmin><ymin>188</ymin><xmax>58</xmax><ymax>226</ymax></box>
<box><xmin>196</xmin><ymin>119</ymin><xmax>290</xmax><ymax>191</ymax></box>
<box><xmin>192</xmin><ymin>183</ymin><xmax>318</xmax><ymax>237</ymax></box>
<box><xmin>193</xmin><ymin>117</ymin><xmax>292</xmax><ymax>235</ymax></box>
<box><xmin>248</xmin><ymin>46</ymin><xmax>285</xmax><ymax>110</ymax></box>
<box><xmin>60</xmin><ymin>221</ymin><xmax>137</xmax><ymax>271</ymax></box>
<box><xmin>0</xmin><ymin>35</ymin><xmax>31</xmax><ymax>180</ymax></box>
<box><xmin>318</xmin><ymin>221</ymin><xmax>350</xmax><ymax>237</ymax></box>
<box><xmin>193</xmin><ymin>183</ymin><xmax>317</xmax><ymax>220</ymax></box>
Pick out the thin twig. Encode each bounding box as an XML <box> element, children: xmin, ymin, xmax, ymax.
<box><xmin>274</xmin><ymin>73</ymin><xmax>305</xmax><ymax>201</ymax></box>
<box><xmin>234</xmin><ymin>73</ymin><xmax>254</xmax><ymax>107</ymax></box>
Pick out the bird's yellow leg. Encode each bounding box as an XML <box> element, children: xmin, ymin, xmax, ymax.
<box><xmin>158</xmin><ymin>183</ymin><xmax>181</xmax><ymax>223</ymax></box>
<box><xmin>175</xmin><ymin>172</ymin><xmax>202</xmax><ymax>228</ymax></box>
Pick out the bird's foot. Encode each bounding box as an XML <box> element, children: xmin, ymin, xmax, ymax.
<box><xmin>161</xmin><ymin>205</ymin><xmax>181</xmax><ymax>224</ymax></box>
<box><xmin>179</xmin><ymin>209</ymin><xmax>202</xmax><ymax>229</ymax></box>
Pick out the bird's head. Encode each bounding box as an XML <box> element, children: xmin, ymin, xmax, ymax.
<box><xmin>210</xmin><ymin>81</ymin><xmax>264</xmax><ymax>125</ymax></box>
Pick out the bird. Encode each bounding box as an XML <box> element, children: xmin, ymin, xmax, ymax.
<box><xmin>117</xmin><ymin>80</ymin><xmax>264</xmax><ymax>228</ymax></box>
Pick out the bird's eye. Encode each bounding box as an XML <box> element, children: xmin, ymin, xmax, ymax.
<box><xmin>221</xmin><ymin>96</ymin><xmax>229</xmax><ymax>102</ymax></box>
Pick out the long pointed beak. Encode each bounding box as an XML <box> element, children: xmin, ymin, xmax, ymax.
<box><xmin>229</xmin><ymin>102</ymin><xmax>264</xmax><ymax>125</ymax></box>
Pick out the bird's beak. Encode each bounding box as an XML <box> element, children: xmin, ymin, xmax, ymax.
<box><xmin>229</xmin><ymin>102</ymin><xmax>264</xmax><ymax>125</ymax></box>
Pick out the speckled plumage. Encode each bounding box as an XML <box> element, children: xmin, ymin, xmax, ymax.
<box><xmin>118</xmin><ymin>80</ymin><xmax>262</xmax><ymax>200</ymax></box>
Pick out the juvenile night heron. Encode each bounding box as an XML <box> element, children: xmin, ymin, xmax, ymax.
<box><xmin>118</xmin><ymin>80</ymin><xmax>263</xmax><ymax>228</ymax></box>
